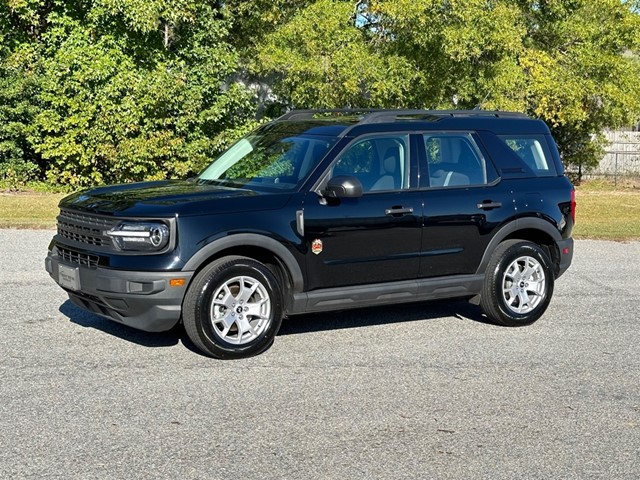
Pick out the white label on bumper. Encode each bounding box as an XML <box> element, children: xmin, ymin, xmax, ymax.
<box><xmin>58</xmin><ymin>264</ymin><xmax>80</xmax><ymax>291</ymax></box>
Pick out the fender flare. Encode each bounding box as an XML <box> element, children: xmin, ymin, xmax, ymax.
<box><xmin>476</xmin><ymin>217</ymin><xmax>562</xmax><ymax>275</ymax></box>
<box><xmin>182</xmin><ymin>233</ymin><xmax>304</xmax><ymax>293</ymax></box>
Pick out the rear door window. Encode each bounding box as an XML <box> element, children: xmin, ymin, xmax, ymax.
<box><xmin>422</xmin><ymin>133</ymin><xmax>490</xmax><ymax>187</ymax></box>
<box><xmin>498</xmin><ymin>135</ymin><xmax>557</xmax><ymax>177</ymax></box>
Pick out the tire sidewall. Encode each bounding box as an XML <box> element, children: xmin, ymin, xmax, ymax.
<box><xmin>193</xmin><ymin>259</ymin><xmax>283</xmax><ymax>358</ymax></box>
<box><xmin>491</xmin><ymin>242</ymin><xmax>554</xmax><ymax>326</ymax></box>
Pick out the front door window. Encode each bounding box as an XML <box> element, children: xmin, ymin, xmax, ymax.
<box><xmin>303</xmin><ymin>134</ymin><xmax>421</xmax><ymax>289</ymax></box>
<box><xmin>331</xmin><ymin>135</ymin><xmax>410</xmax><ymax>192</ymax></box>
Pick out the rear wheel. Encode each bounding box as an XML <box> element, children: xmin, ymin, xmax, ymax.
<box><xmin>183</xmin><ymin>256</ymin><xmax>283</xmax><ymax>359</ymax></box>
<box><xmin>480</xmin><ymin>240</ymin><xmax>554</xmax><ymax>327</ymax></box>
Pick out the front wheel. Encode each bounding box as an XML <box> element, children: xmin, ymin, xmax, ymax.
<box><xmin>480</xmin><ymin>240</ymin><xmax>554</xmax><ymax>327</ymax></box>
<box><xmin>183</xmin><ymin>256</ymin><xmax>283</xmax><ymax>359</ymax></box>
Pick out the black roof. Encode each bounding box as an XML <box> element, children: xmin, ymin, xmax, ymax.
<box><xmin>274</xmin><ymin>109</ymin><xmax>549</xmax><ymax>136</ymax></box>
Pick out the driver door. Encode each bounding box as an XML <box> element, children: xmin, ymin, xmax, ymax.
<box><xmin>302</xmin><ymin>134</ymin><xmax>423</xmax><ymax>291</ymax></box>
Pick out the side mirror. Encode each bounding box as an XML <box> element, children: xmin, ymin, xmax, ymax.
<box><xmin>323</xmin><ymin>175</ymin><xmax>363</xmax><ymax>198</ymax></box>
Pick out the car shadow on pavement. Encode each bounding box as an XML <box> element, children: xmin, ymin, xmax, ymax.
<box><xmin>278</xmin><ymin>299</ymin><xmax>493</xmax><ymax>336</ymax></box>
<box><xmin>59</xmin><ymin>298</ymin><xmax>494</xmax><ymax>354</ymax></box>
<box><xmin>59</xmin><ymin>300</ymin><xmax>204</xmax><ymax>355</ymax></box>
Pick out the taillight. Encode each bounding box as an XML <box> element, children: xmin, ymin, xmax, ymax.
<box><xmin>570</xmin><ymin>189</ymin><xmax>576</xmax><ymax>223</ymax></box>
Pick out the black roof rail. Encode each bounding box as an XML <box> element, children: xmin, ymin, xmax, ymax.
<box><xmin>276</xmin><ymin>109</ymin><xmax>381</xmax><ymax>121</ymax></box>
<box><xmin>360</xmin><ymin>110</ymin><xmax>529</xmax><ymax>123</ymax></box>
<box><xmin>276</xmin><ymin>109</ymin><xmax>529</xmax><ymax>123</ymax></box>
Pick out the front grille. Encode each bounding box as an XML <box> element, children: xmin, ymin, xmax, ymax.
<box><xmin>57</xmin><ymin>209</ymin><xmax>116</xmax><ymax>248</ymax></box>
<box><xmin>57</xmin><ymin>246</ymin><xmax>100</xmax><ymax>268</ymax></box>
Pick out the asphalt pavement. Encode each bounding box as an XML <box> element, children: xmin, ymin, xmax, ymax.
<box><xmin>0</xmin><ymin>229</ymin><xmax>638</xmax><ymax>479</ymax></box>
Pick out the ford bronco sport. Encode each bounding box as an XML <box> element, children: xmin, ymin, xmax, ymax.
<box><xmin>45</xmin><ymin>110</ymin><xmax>575</xmax><ymax>358</ymax></box>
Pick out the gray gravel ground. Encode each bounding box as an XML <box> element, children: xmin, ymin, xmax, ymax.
<box><xmin>0</xmin><ymin>229</ymin><xmax>638</xmax><ymax>479</ymax></box>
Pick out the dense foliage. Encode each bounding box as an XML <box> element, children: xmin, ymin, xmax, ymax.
<box><xmin>1</xmin><ymin>0</ymin><xmax>639</xmax><ymax>188</ymax></box>
<box><xmin>255</xmin><ymin>0</ymin><xmax>640</xmax><ymax>177</ymax></box>
<box><xmin>0</xmin><ymin>0</ymin><xmax>257</xmax><ymax>187</ymax></box>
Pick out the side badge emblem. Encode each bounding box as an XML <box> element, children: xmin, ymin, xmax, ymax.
<box><xmin>311</xmin><ymin>239</ymin><xmax>323</xmax><ymax>255</ymax></box>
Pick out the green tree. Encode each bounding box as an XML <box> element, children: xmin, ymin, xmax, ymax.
<box><xmin>224</xmin><ymin>0</ymin><xmax>316</xmax><ymax>50</ymax></box>
<box><xmin>516</xmin><ymin>0</ymin><xmax>640</xmax><ymax>176</ymax></box>
<box><xmin>254</xmin><ymin>0</ymin><xmax>640</xmax><ymax>176</ymax></box>
<box><xmin>253</xmin><ymin>0</ymin><xmax>418</xmax><ymax>109</ymax></box>
<box><xmin>2</xmin><ymin>0</ymin><xmax>639</xmax><ymax>186</ymax></box>
<box><xmin>1</xmin><ymin>0</ymin><xmax>257</xmax><ymax>187</ymax></box>
<box><xmin>0</xmin><ymin>54</ymin><xmax>41</xmax><ymax>187</ymax></box>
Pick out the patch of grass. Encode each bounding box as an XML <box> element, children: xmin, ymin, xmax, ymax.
<box><xmin>0</xmin><ymin>181</ymin><xmax>639</xmax><ymax>240</ymax></box>
<box><xmin>574</xmin><ymin>182</ymin><xmax>640</xmax><ymax>240</ymax></box>
<box><xmin>0</xmin><ymin>191</ymin><xmax>66</xmax><ymax>229</ymax></box>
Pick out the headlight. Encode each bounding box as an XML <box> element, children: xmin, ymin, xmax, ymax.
<box><xmin>106</xmin><ymin>221</ymin><xmax>170</xmax><ymax>252</ymax></box>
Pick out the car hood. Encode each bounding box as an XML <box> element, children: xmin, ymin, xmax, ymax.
<box><xmin>59</xmin><ymin>180</ymin><xmax>292</xmax><ymax>217</ymax></box>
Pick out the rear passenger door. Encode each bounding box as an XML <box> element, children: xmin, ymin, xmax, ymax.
<box><xmin>417</xmin><ymin>132</ymin><xmax>515</xmax><ymax>278</ymax></box>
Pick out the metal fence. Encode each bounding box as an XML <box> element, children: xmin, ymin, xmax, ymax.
<box><xmin>584</xmin><ymin>130</ymin><xmax>640</xmax><ymax>184</ymax></box>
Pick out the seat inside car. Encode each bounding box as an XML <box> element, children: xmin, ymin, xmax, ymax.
<box><xmin>370</xmin><ymin>146</ymin><xmax>400</xmax><ymax>191</ymax></box>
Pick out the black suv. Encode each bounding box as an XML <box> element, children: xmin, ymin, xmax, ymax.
<box><xmin>45</xmin><ymin>110</ymin><xmax>575</xmax><ymax>359</ymax></box>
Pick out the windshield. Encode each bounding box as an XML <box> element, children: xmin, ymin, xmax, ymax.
<box><xmin>198</xmin><ymin>124</ymin><xmax>338</xmax><ymax>192</ymax></box>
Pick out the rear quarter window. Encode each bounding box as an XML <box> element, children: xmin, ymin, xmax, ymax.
<box><xmin>498</xmin><ymin>135</ymin><xmax>557</xmax><ymax>177</ymax></box>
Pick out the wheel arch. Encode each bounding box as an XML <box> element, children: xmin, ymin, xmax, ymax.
<box><xmin>182</xmin><ymin>234</ymin><xmax>304</xmax><ymax>301</ymax></box>
<box><xmin>476</xmin><ymin>218</ymin><xmax>562</xmax><ymax>276</ymax></box>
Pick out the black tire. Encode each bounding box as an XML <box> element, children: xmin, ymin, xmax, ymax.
<box><xmin>183</xmin><ymin>256</ymin><xmax>283</xmax><ymax>359</ymax></box>
<box><xmin>480</xmin><ymin>240</ymin><xmax>554</xmax><ymax>327</ymax></box>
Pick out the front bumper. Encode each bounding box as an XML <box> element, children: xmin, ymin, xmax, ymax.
<box><xmin>45</xmin><ymin>250</ymin><xmax>193</xmax><ymax>332</ymax></box>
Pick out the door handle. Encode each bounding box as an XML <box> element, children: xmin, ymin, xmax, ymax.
<box><xmin>477</xmin><ymin>201</ymin><xmax>502</xmax><ymax>210</ymax></box>
<box><xmin>385</xmin><ymin>207</ymin><xmax>414</xmax><ymax>216</ymax></box>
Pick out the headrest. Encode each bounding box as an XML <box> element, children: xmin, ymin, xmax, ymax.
<box><xmin>383</xmin><ymin>147</ymin><xmax>398</xmax><ymax>173</ymax></box>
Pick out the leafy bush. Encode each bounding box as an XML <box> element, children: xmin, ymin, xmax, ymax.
<box><xmin>1</xmin><ymin>0</ymin><xmax>258</xmax><ymax>188</ymax></box>
<box><xmin>1</xmin><ymin>0</ymin><xmax>640</xmax><ymax>188</ymax></box>
<box><xmin>0</xmin><ymin>160</ymin><xmax>39</xmax><ymax>189</ymax></box>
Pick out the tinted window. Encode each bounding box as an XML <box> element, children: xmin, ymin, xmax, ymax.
<box><xmin>422</xmin><ymin>134</ymin><xmax>488</xmax><ymax>187</ymax></box>
<box><xmin>331</xmin><ymin>135</ymin><xmax>410</xmax><ymax>192</ymax></box>
<box><xmin>498</xmin><ymin>135</ymin><xmax>557</xmax><ymax>177</ymax></box>
<box><xmin>198</xmin><ymin>126</ymin><xmax>337</xmax><ymax>192</ymax></box>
